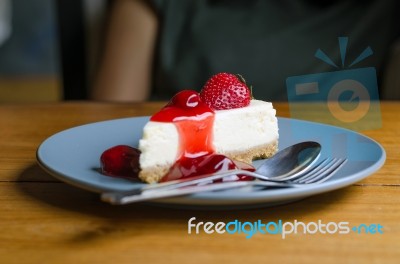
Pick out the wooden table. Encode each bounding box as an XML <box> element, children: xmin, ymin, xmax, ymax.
<box><xmin>1</xmin><ymin>102</ymin><xmax>399</xmax><ymax>264</ymax></box>
<box><xmin>0</xmin><ymin>77</ymin><xmax>61</xmax><ymax>103</ymax></box>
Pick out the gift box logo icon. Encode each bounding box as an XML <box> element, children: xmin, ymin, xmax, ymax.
<box><xmin>286</xmin><ymin>37</ymin><xmax>381</xmax><ymax>130</ymax></box>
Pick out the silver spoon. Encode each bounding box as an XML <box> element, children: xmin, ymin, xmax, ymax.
<box><xmin>101</xmin><ymin>141</ymin><xmax>321</xmax><ymax>204</ymax></box>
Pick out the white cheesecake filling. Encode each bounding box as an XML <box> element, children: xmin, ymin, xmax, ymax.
<box><xmin>139</xmin><ymin>122</ymin><xmax>178</xmax><ymax>170</ymax></box>
<box><xmin>138</xmin><ymin>100</ymin><xmax>278</xmax><ymax>170</ymax></box>
<box><xmin>213</xmin><ymin>100</ymin><xmax>278</xmax><ymax>152</ymax></box>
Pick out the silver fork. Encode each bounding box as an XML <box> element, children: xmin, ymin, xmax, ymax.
<box><xmin>101</xmin><ymin>158</ymin><xmax>347</xmax><ymax>204</ymax></box>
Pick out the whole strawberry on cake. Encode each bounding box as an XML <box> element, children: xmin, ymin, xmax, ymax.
<box><xmin>137</xmin><ymin>73</ymin><xmax>279</xmax><ymax>183</ymax></box>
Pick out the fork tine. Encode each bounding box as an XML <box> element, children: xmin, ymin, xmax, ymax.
<box><xmin>294</xmin><ymin>158</ymin><xmax>347</xmax><ymax>184</ymax></box>
<box><xmin>311</xmin><ymin>158</ymin><xmax>347</xmax><ymax>183</ymax></box>
<box><xmin>272</xmin><ymin>157</ymin><xmax>329</xmax><ymax>182</ymax></box>
<box><xmin>293</xmin><ymin>158</ymin><xmax>340</xmax><ymax>184</ymax></box>
<box><xmin>294</xmin><ymin>158</ymin><xmax>339</xmax><ymax>183</ymax></box>
<box><xmin>284</xmin><ymin>158</ymin><xmax>332</xmax><ymax>181</ymax></box>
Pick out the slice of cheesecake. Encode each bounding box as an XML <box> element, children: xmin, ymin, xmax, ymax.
<box><xmin>138</xmin><ymin>96</ymin><xmax>279</xmax><ymax>183</ymax></box>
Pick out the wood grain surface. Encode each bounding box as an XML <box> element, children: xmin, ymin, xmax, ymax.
<box><xmin>0</xmin><ymin>101</ymin><xmax>399</xmax><ymax>264</ymax></box>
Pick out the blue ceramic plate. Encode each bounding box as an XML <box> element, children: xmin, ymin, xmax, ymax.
<box><xmin>37</xmin><ymin>117</ymin><xmax>385</xmax><ymax>209</ymax></box>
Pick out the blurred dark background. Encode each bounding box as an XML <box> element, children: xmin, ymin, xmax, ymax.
<box><xmin>0</xmin><ymin>0</ymin><xmax>399</xmax><ymax>103</ymax></box>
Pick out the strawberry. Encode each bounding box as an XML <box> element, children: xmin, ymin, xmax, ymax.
<box><xmin>200</xmin><ymin>73</ymin><xmax>251</xmax><ymax>110</ymax></box>
<box><xmin>100</xmin><ymin>145</ymin><xmax>141</xmax><ymax>178</ymax></box>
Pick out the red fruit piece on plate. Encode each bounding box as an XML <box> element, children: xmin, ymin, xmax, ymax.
<box><xmin>100</xmin><ymin>145</ymin><xmax>141</xmax><ymax>178</ymax></box>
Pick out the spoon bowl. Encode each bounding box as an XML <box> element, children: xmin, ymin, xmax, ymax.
<box><xmin>255</xmin><ymin>141</ymin><xmax>321</xmax><ymax>179</ymax></box>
